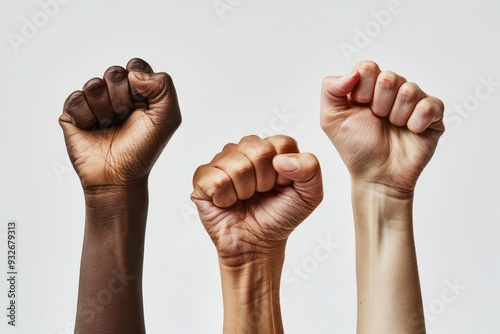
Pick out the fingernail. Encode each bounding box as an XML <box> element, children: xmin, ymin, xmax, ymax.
<box><xmin>276</xmin><ymin>156</ymin><xmax>299</xmax><ymax>172</ymax></box>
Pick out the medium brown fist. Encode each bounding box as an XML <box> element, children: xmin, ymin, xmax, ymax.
<box><xmin>191</xmin><ymin>135</ymin><xmax>323</xmax><ymax>267</ymax></box>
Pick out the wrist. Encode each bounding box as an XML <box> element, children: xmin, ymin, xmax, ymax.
<box><xmin>216</xmin><ymin>240</ymin><xmax>287</xmax><ymax>268</ymax></box>
<box><xmin>351</xmin><ymin>179</ymin><xmax>414</xmax><ymax>231</ymax></box>
<box><xmin>351</xmin><ymin>178</ymin><xmax>415</xmax><ymax>200</ymax></box>
<box><xmin>82</xmin><ymin>182</ymin><xmax>149</xmax><ymax>272</ymax></box>
<box><xmin>219</xmin><ymin>257</ymin><xmax>284</xmax><ymax>334</ymax></box>
<box><xmin>219</xmin><ymin>255</ymin><xmax>285</xmax><ymax>288</ymax></box>
<box><xmin>83</xmin><ymin>180</ymin><xmax>149</xmax><ymax>199</ymax></box>
<box><xmin>84</xmin><ymin>182</ymin><xmax>149</xmax><ymax>226</ymax></box>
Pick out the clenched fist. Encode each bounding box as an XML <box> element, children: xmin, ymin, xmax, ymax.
<box><xmin>191</xmin><ymin>135</ymin><xmax>323</xmax><ymax>267</ymax></box>
<box><xmin>59</xmin><ymin>58</ymin><xmax>181</xmax><ymax>188</ymax></box>
<box><xmin>320</xmin><ymin>60</ymin><xmax>444</xmax><ymax>194</ymax></box>
<box><xmin>321</xmin><ymin>61</ymin><xmax>445</xmax><ymax>333</ymax></box>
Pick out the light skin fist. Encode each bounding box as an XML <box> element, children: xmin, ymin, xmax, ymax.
<box><xmin>191</xmin><ymin>135</ymin><xmax>323</xmax><ymax>267</ymax></box>
<box><xmin>59</xmin><ymin>58</ymin><xmax>182</xmax><ymax>188</ymax></box>
<box><xmin>320</xmin><ymin>60</ymin><xmax>445</xmax><ymax>194</ymax></box>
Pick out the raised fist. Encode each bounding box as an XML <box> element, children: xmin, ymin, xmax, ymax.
<box><xmin>191</xmin><ymin>135</ymin><xmax>323</xmax><ymax>267</ymax></box>
<box><xmin>320</xmin><ymin>60</ymin><xmax>445</xmax><ymax>194</ymax></box>
<box><xmin>59</xmin><ymin>58</ymin><xmax>181</xmax><ymax>188</ymax></box>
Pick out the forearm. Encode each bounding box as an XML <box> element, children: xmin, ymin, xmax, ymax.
<box><xmin>75</xmin><ymin>184</ymin><xmax>149</xmax><ymax>334</ymax></box>
<box><xmin>352</xmin><ymin>181</ymin><xmax>425</xmax><ymax>334</ymax></box>
<box><xmin>219</xmin><ymin>257</ymin><xmax>285</xmax><ymax>334</ymax></box>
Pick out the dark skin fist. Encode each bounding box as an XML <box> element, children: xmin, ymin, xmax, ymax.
<box><xmin>59</xmin><ymin>58</ymin><xmax>182</xmax><ymax>188</ymax></box>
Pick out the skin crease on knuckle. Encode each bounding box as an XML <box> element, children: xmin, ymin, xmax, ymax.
<box><xmin>377</xmin><ymin>71</ymin><xmax>401</xmax><ymax>91</ymax></box>
<box><xmin>105</xmin><ymin>66</ymin><xmax>128</xmax><ymax>83</ymax></box>
<box><xmin>267</xmin><ymin>135</ymin><xmax>299</xmax><ymax>153</ymax></box>
<box><xmin>223</xmin><ymin>158</ymin><xmax>255</xmax><ymax>192</ymax></box>
<box><xmin>238</xmin><ymin>141</ymin><xmax>276</xmax><ymax>167</ymax></box>
<box><xmin>356</xmin><ymin>60</ymin><xmax>380</xmax><ymax>76</ymax></box>
<box><xmin>397</xmin><ymin>83</ymin><xmax>422</xmax><ymax>105</ymax></box>
<box><xmin>208</xmin><ymin>167</ymin><xmax>233</xmax><ymax>195</ymax></box>
<box><xmin>409</xmin><ymin>99</ymin><xmax>438</xmax><ymax>133</ymax></box>
<box><xmin>416</xmin><ymin>99</ymin><xmax>434</xmax><ymax>120</ymax></box>
<box><xmin>83</xmin><ymin>78</ymin><xmax>107</xmax><ymax>98</ymax></box>
<box><xmin>65</xmin><ymin>95</ymin><xmax>97</xmax><ymax>129</ymax></box>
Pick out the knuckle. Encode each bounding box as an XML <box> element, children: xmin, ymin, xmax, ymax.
<box><xmin>211</xmin><ymin>151</ymin><xmax>226</xmax><ymax>164</ymax></box>
<box><xmin>126</xmin><ymin>58</ymin><xmax>153</xmax><ymax>73</ymax></box>
<box><xmin>104</xmin><ymin>66</ymin><xmax>127</xmax><ymax>83</ymax></box>
<box><xmin>300</xmin><ymin>153</ymin><xmax>321</xmax><ymax>174</ymax></box>
<box><xmin>227</xmin><ymin>156</ymin><xmax>254</xmax><ymax>178</ymax></box>
<box><xmin>431</xmin><ymin>96</ymin><xmax>445</xmax><ymax>112</ymax></box>
<box><xmin>355</xmin><ymin>60</ymin><xmax>380</xmax><ymax>76</ymax></box>
<box><xmin>203</xmin><ymin>171</ymin><xmax>231</xmax><ymax>196</ymax></box>
<box><xmin>212</xmin><ymin>151</ymin><xmax>255</xmax><ymax>180</ymax></box>
<box><xmin>221</xmin><ymin>143</ymin><xmax>237</xmax><ymax>153</ymax></box>
<box><xmin>398</xmin><ymin>83</ymin><xmax>420</xmax><ymax>104</ymax></box>
<box><xmin>156</xmin><ymin>72</ymin><xmax>173</xmax><ymax>86</ymax></box>
<box><xmin>212</xmin><ymin>173</ymin><xmax>230</xmax><ymax>190</ymax></box>
<box><xmin>269</xmin><ymin>135</ymin><xmax>298</xmax><ymax>151</ymax></box>
<box><xmin>192</xmin><ymin>165</ymin><xmax>206</xmax><ymax>184</ymax></box>
<box><xmin>417</xmin><ymin>100</ymin><xmax>434</xmax><ymax>118</ymax></box>
<box><xmin>239</xmin><ymin>134</ymin><xmax>261</xmax><ymax>144</ymax></box>
<box><xmin>239</xmin><ymin>137</ymin><xmax>275</xmax><ymax>161</ymax></box>
<box><xmin>377</xmin><ymin>71</ymin><xmax>400</xmax><ymax>90</ymax></box>
<box><xmin>83</xmin><ymin>78</ymin><xmax>107</xmax><ymax>98</ymax></box>
<box><xmin>304</xmin><ymin>152</ymin><xmax>320</xmax><ymax>167</ymax></box>
<box><xmin>64</xmin><ymin>91</ymin><xmax>85</xmax><ymax>112</ymax></box>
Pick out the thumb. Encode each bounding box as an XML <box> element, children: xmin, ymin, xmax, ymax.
<box><xmin>321</xmin><ymin>70</ymin><xmax>360</xmax><ymax>113</ymax></box>
<box><xmin>273</xmin><ymin>153</ymin><xmax>323</xmax><ymax>206</ymax></box>
<box><xmin>128</xmin><ymin>71</ymin><xmax>182</xmax><ymax>126</ymax></box>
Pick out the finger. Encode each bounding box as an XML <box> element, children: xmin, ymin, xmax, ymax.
<box><xmin>62</xmin><ymin>91</ymin><xmax>97</xmax><ymax>130</ymax></box>
<box><xmin>128</xmin><ymin>71</ymin><xmax>182</xmax><ymax>130</ymax></box>
<box><xmin>265</xmin><ymin>135</ymin><xmax>300</xmax><ymax>186</ymax></box>
<box><xmin>211</xmin><ymin>143</ymin><xmax>238</xmax><ymax>164</ymax></box>
<box><xmin>236</xmin><ymin>135</ymin><xmax>277</xmax><ymax>193</ymax></box>
<box><xmin>191</xmin><ymin>165</ymin><xmax>237</xmax><ymax>208</ymax></box>
<box><xmin>389</xmin><ymin>82</ymin><xmax>426</xmax><ymax>127</ymax></box>
<box><xmin>82</xmin><ymin>78</ymin><xmax>115</xmax><ymax>129</ymax></box>
<box><xmin>103</xmin><ymin>66</ymin><xmax>135</xmax><ymax>120</ymax></box>
<box><xmin>320</xmin><ymin>71</ymin><xmax>360</xmax><ymax>113</ymax></box>
<box><xmin>265</xmin><ymin>135</ymin><xmax>300</xmax><ymax>155</ymax></box>
<box><xmin>273</xmin><ymin>153</ymin><xmax>323</xmax><ymax>206</ymax></box>
<box><xmin>351</xmin><ymin>60</ymin><xmax>381</xmax><ymax>104</ymax></box>
<box><xmin>213</xmin><ymin>151</ymin><xmax>256</xmax><ymax>201</ymax></box>
<box><xmin>371</xmin><ymin>71</ymin><xmax>406</xmax><ymax>117</ymax></box>
<box><xmin>126</xmin><ymin>58</ymin><xmax>154</xmax><ymax>103</ymax></box>
<box><xmin>407</xmin><ymin>96</ymin><xmax>445</xmax><ymax>133</ymax></box>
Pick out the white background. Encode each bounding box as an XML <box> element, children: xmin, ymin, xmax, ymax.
<box><xmin>1</xmin><ymin>0</ymin><xmax>499</xmax><ymax>333</ymax></box>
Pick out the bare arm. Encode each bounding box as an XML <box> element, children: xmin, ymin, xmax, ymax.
<box><xmin>76</xmin><ymin>185</ymin><xmax>148</xmax><ymax>333</ymax></box>
<box><xmin>191</xmin><ymin>135</ymin><xmax>323</xmax><ymax>333</ymax></box>
<box><xmin>352</xmin><ymin>182</ymin><xmax>424</xmax><ymax>333</ymax></box>
<box><xmin>321</xmin><ymin>60</ymin><xmax>444</xmax><ymax>333</ymax></box>
<box><xmin>219</xmin><ymin>258</ymin><xmax>285</xmax><ymax>333</ymax></box>
<box><xmin>59</xmin><ymin>58</ymin><xmax>181</xmax><ymax>333</ymax></box>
